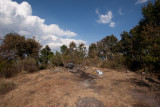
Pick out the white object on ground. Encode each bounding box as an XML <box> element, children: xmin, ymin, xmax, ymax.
<box><xmin>96</xmin><ymin>70</ymin><xmax>103</xmax><ymax>75</ymax></box>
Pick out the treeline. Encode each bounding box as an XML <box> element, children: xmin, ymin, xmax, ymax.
<box><xmin>0</xmin><ymin>0</ymin><xmax>159</xmax><ymax>78</ymax></box>
<box><xmin>88</xmin><ymin>0</ymin><xmax>160</xmax><ymax>72</ymax></box>
<box><xmin>0</xmin><ymin>33</ymin><xmax>88</xmax><ymax>77</ymax></box>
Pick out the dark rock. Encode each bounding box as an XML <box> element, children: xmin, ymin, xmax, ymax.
<box><xmin>65</xmin><ymin>63</ymin><xmax>74</xmax><ymax>69</ymax></box>
<box><xmin>76</xmin><ymin>97</ymin><xmax>105</xmax><ymax>107</ymax></box>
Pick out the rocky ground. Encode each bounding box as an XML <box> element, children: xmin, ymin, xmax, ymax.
<box><xmin>0</xmin><ymin>67</ymin><xmax>160</xmax><ymax>107</ymax></box>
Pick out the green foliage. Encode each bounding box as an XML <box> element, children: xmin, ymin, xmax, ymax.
<box><xmin>0</xmin><ymin>57</ymin><xmax>17</xmax><ymax>78</ymax></box>
<box><xmin>88</xmin><ymin>35</ymin><xmax>124</xmax><ymax>69</ymax></box>
<box><xmin>60</xmin><ymin>45</ymin><xmax>68</xmax><ymax>54</ymax></box>
<box><xmin>78</xmin><ymin>43</ymin><xmax>86</xmax><ymax>58</ymax></box>
<box><xmin>96</xmin><ymin>35</ymin><xmax>118</xmax><ymax>60</ymax></box>
<box><xmin>0</xmin><ymin>0</ymin><xmax>159</xmax><ymax>78</ymax></box>
<box><xmin>116</xmin><ymin>0</ymin><xmax>160</xmax><ymax>72</ymax></box>
<box><xmin>101</xmin><ymin>53</ymin><xmax>124</xmax><ymax>69</ymax></box>
<box><xmin>50</xmin><ymin>51</ymin><xmax>63</xmax><ymax>66</ymax></box>
<box><xmin>141</xmin><ymin>0</ymin><xmax>160</xmax><ymax>26</ymax></box>
<box><xmin>39</xmin><ymin>45</ymin><xmax>53</xmax><ymax>64</ymax></box>
<box><xmin>76</xmin><ymin>43</ymin><xmax>87</xmax><ymax>64</ymax></box>
<box><xmin>0</xmin><ymin>33</ymin><xmax>41</xmax><ymax>59</ymax></box>
<box><xmin>25</xmin><ymin>38</ymin><xmax>42</xmax><ymax>58</ymax></box>
<box><xmin>15</xmin><ymin>57</ymin><xmax>38</xmax><ymax>73</ymax></box>
<box><xmin>88</xmin><ymin>43</ymin><xmax>97</xmax><ymax>58</ymax></box>
<box><xmin>38</xmin><ymin>64</ymin><xmax>47</xmax><ymax>70</ymax></box>
<box><xmin>86</xmin><ymin>0</ymin><xmax>160</xmax><ymax>73</ymax></box>
<box><xmin>60</xmin><ymin>42</ymin><xmax>87</xmax><ymax>65</ymax></box>
<box><xmin>0</xmin><ymin>33</ymin><xmax>41</xmax><ymax>77</ymax></box>
<box><xmin>69</xmin><ymin>41</ymin><xmax>76</xmax><ymax>50</ymax></box>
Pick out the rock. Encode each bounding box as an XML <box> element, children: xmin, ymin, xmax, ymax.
<box><xmin>85</xmin><ymin>66</ymin><xmax>89</xmax><ymax>69</ymax></box>
<box><xmin>141</xmin><ymin>72</ymin><xmax>146</xmax><ymax>75</ymax></box>
<box><xmin>76</xmin><ymin>97</ymin><xmax>105</xmax><ymax>107</ymax></box>
<box><xmin>126</xmin><ymin>70</ymin><xmax>130</xmax><ymax>73</ymax></box>
<box><xmin>127</xmin><ymin>74</ymin><xmax>131</xmax><ymax>76</ymax></box>
<box><xmin>65</xmin><ymin>63</ymin><xmax>74</xmax><ymax>69</ymax></box>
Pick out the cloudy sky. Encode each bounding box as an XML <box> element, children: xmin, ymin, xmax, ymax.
<box><xmin>0</xmin><ymin>0</ymin><xmax>151</xmax><ymax>51</ymax></box>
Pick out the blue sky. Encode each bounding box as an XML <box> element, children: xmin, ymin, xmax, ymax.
<box><xmin>0</xmin><ymin>0</ymin><xmax>152</xmax><ymax>50</ymax></box>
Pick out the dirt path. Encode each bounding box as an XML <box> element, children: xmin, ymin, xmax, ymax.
<box><xmin>0</xmin><ymin>67</ymin><xmax>160</xmax><ymax>107</ymax></box>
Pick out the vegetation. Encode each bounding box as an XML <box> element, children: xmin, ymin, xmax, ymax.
<box><xmin>0</xmin><ymin>0</ymin><xmax>159</xmax><ymax>78</ymax></box>
<box><xmin>0</xmin><ymin>33</ymin><xmax>41</xmax><ymax>77</ymax></box>
<box><xmin>0</xmin><ymin>79</ymin><xmax>15</xmax><ymax>95</ymax></box>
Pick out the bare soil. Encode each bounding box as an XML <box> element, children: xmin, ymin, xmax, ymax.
<box><xmin>0</xmin><ymin>67</ymin><xmax>160</xmax><ymax>107</ymax></box>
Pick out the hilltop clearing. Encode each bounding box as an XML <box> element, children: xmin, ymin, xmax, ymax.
<box><xmin>0</xmin><ymin>67</ymin><xmax>160</xmax><ymax>107</ymax></box>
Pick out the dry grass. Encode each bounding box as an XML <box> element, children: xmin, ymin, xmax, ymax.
<box><xmin>0</xmin><ymin>67</ymin><xmax>160</xmax><ymax>107</ymax></box>
<box><xmin>0</xmin><ymin>79</ymin><xmax>15</xmax><ymax>95</ymax></box>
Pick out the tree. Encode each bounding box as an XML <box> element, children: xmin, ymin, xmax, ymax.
<box><xmin>118</xmin><ymin>31</ymin><xmax>133</xmax><ymax>68</ymax></box>
<box><xmin>0</xmin><ymin>33</ymin><xmax>41</xmax><ymax>77</ymax></box>
<box><xmin>60</xmin><ymin>45</ymin><xmax>68</xmax><ymax>54</ymax></box>
<box><xmin>50</xmin><ymin>51</ymin><xmax>63</xmax><ymax>66</ymax></box>
<box><xmin>77</xmin><ymin>43</ymin><xmax>86</xmax><ymax>58</ymax></box>
<box><xmin>69</xmin><ymin>41</ymin><xmax>76</xmax><ymax>51</ymax></box>
<box><xmin>39</xmin><ymin>45</ymin><xmax>53</xmax><ymax>64</ymax></box>
<box><xmin>97</xmin><ymin>35</ymin><xmax>118</xmax><ymax>60</ymax></box>
<box><xmin>0</xmin><ymin>33</ymin><xmax>41</xmax><ymax>59</ymax></box>
<box><xmin>141</xmin><ymin>0</ymin><xmax>160</xmax><ymax>26</ymax></box>
<box><xmin>88</xmin><ymin>43</ymin><xmax>97</xmax><ymax>58</ymax></box>
<box><xmin>119</xmin><ymin>0</ymin><xmax>160</xmax><ymax>71</ymax></box>
<box><xmin>25</xmin><ymin>38</ymin><xmax>42</xmax><ymax>58</ymax></box>
<box><xmin>68</xmin><ymin>41</ymin><xmax>78</xmax><ymax>63</ymax></box>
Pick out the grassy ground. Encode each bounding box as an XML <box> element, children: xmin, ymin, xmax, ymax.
<box><xmin>0</xmin><ymin>67</ymin><xmax>160</xmax><ymax>107</ymax></box>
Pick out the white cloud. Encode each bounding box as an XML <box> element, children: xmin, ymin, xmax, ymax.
<box><xmin>95</xmin><ymin>8</ymin><xmax>99</xmax><ymax>15</ymax></box>
<box><xmin>136</xmin><ymin>0</ymin><xmax>148</xmax><ymax>4</ymax></box>
<box><xmin>96</xmin><ymin>9</ymin><xmax>115</xmax><ymax>28</ymax></box>
<box><xmin>118</xmin><ymin>8</ymin><xmax>124</xmax><ymax>15</ymax></box>
<box><xmin>0</xmin><ymin>0</ymin><xmax>86</xmax><ymax>51</ymax></box>
<box><xmin>97</xmin><ymin>10</ymin><xmax>113</xmax><ymax>24</ymax></box>
<box><xmin>109</xmin><ymin>22</ymin><xmax>115</xmax><ymax>28</ymax></box>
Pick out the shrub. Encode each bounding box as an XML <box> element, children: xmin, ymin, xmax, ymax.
<box><xmin>101</xmin><ymin>60</ymin><xmax>124</xmax><ymax>70</ymax></box>
<box><xmin>38</xmin><ymin>64</ymin><xmax>47</xmax><ymax>70</ymax></box>
<box><xmin>0</xmin><ymin>57</ymin><xmax>18</xmax><ymax>78</ymax></box>
<box><xmin>82</xmin><ymin>58</ymin><xmax>92</xmax><ymax>66</ymax></box>
<box><xmin>0</xmin><ymin>66</ymin><xmax>17</xmax><ymax>78</ymax></box>
<box><xmin>0</xmin><ymin>79</ymin><xmax>15</xmax><ymax>95</ymax></box>
<box><xmin>101</xmin><ymin>61</ymin><xmax>116</xmax><ymax>68</ymax></box>
<box><xmin>0</xmin><ymin>57</ymin><xmax>38</xmax><ymax>78</ymax></box>
<box><xmin>50</xmin><ymin>56</ymin><xmax>63</xmax><ymax>66</ymax></box>
<box><xmin>15</xmin><ymin>57</ymin><xmax>38</xmax><ymax>73</ymax></box>
<box><xmin>101</xmin><ymin>54</ymin><xmax>124</xmax><ymax>70</ymax></box>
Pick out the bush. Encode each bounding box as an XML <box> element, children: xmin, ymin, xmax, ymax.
<box><xmin>0</xmin><ymin>79</ymin><xmax>15</xmax><ymax>95</ymax></box>
<box><xmin>38</xmin><ymin>64</ymin><xmax>47</xmax><ymax>70</ymax></box>
<box><xmin>101</xmin><ymin>60</ymin><xmax>124</xmax><ymax>70</ymax></box>
<box><xmin>50</xmin><ymin>56</ymin><xmax>63</xmax><ymax>66</ymax></box>
<box><xmin>82</xmin><ymin>57</ymin><xmax>101</xmax><ymax>67</ymax></box>
<box><xmin>0</xmin><ymin>57</ymin><xmax>38</xmax><ymax>78</ymax></box>
<box><xmin>0</xmin><ymin>57</ymin><xmax>18</xmax><ymax>78</ymax></box>
<box><xmin>82</xmin><ymin>59</ymin><xmax>92</xmax><ymax>66</ymax></box>
<box><xmin>15</xmin><ymin>57</ymin><xmax>38</xmax><ymax>73</ymax></box>
<box><xmin>0</xmin><ymin>66</ymin><xmax>17</xmax><ymax>78</ymax></box>
<box><xmin>101</xmin><ymin>61</ymin><xmax>116</xmax><ymax>68</ymax></box>
<box><xmin>101</xmin><ymin>54</ymin><xmax>124</xmax><ymax>69</ymax></box>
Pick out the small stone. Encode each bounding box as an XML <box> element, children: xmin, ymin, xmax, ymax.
<box><xmin>141</xmin><ymin>72</ymin><xmax>146</xmax><ymax>75</ymax></box>
<box><xmin>126</xmin><ymin>70</ymin><xmax>130</xmax><ymax>73</ymax></box>
<box><xmin>76</xmin><ymin>97</ymin><xmax>105</xmax><ymax>107</ymax></box>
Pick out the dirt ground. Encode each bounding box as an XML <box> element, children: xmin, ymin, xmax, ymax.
<box><xmin>0</xmin><ymin>67</ymin><xmax>160</xmax><ymax>107</ymax></box>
